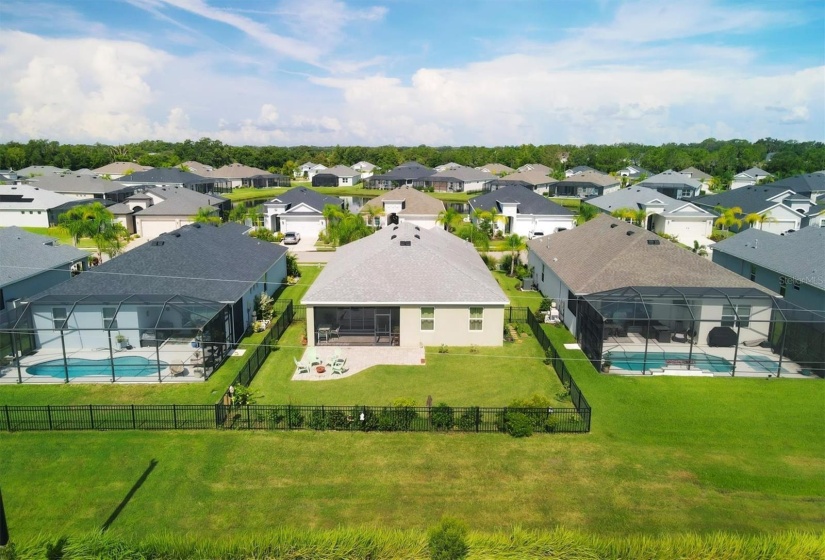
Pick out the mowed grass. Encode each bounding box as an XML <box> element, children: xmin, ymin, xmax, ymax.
<box><xmin>494</xmin><ymin>271</ymin><xmax>545</xmax><ymax>310</ymax></box>
<box><xmin>20</xmin><ymin>226</ymin><xmax>97</xmax><ymax>249</ymax></box>
<box><xmin>251</xmin><ymin>325</ymin><xmax>567</xmax><ymax>406</ymax></box>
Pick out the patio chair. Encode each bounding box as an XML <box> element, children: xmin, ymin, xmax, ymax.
<box><xmin>328</xmin><ymin>326</ymin><xmax>341</xmax><ymax>342</ymax></box>
<box><xmin>307</xmin><ymin>348</ymin><xmax>322</xmax><ymax>367</ymax></box>
<box><xmin>326</xmin><ymin>350</ymin><xmax>341</xmax><ymax>367</ymax></box>
<box><xmin>331</xmin><ymin>357</ymin><xmax>347</xmax><ymax>375</ymax></box>
<box><xmin>293</xmin><ymin>357</ymin><xmax>309</xmax><ymax>374</ymax></box>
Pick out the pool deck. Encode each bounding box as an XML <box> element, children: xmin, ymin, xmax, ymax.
<box><xmin>0</xmin><ymin>341</ymin><xmax>205</xmax><ymax>384</ymax></box>
<box><xmin>602</xmin><ymin>337</ymin><xmax>811</xmax><ymax>379</ymax></box>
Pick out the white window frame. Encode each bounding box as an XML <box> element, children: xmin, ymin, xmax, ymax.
<box><xmin>102</xmin><ymin>307</ymin><xmax>118</xmax><ymax>329</ymax></box>
<box><xmin>469</xmin><ymin>307</ymin><xmax>483</xmax><ymax>331</ymax></box>
<box><xmin>420</xmin><ymin>307</ymin><xmax>434</xmax><ymax>331</ymax></box>
<box><xmin>52</xmin><ymin>307</ymin><xmax>67</xmax><ymax>330</ymax></box>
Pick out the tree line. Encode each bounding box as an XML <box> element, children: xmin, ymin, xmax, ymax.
<box><xmin>1</xmin><ymin>137</ymin><xmax>823</xmax><ymax>180</ymax></box>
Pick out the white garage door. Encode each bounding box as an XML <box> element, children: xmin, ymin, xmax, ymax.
<box><xmin>139</xmin><ymin>218</ymin><xmax>183</xmax><ymax>240</ymax></box>
<box><xmin>760</xmin><ymin>220</ymin><xmax>797</xmax><ymax>235</ymax></box>
<box><xmin>280</xmin><ymin>216</ymin><xmax>323</xmax><ymax>237</ymax></box>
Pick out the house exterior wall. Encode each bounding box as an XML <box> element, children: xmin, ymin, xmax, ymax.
<box><xmin>527</xmin><ymin>250</ymin><xmax>579</xmax><ymax>332</ymax></box>
<box><xmin>279</xmin><ymin>215</ymin><xmax>325</xmax><ymax>237</ymax></box>
<box><xmin>236</xmin><ymin>254</ymin><xmax>287</xmax><ymax>340</ymax></box>
<box><xmin>32</xmin><ymin>305</ymin><xmax>142</xmax><ymax>351</ymax></box>
<box><xmin>337</xmin><ymin>174</ymin><xmax>361</xmax><ymax>186</ymax></box>
<box><xmin>712</xmin><ymin>252</ymin><xmax>825</xmax><ymax>311</ymax></box>
<box><xmin>512</xmin><ymin>215</ymin><xmax>575</xmax><ymax>238</ymax></box>
<box><xmin>463</xmin><ymin>179</ymin><xmax>489</xmax><ymax>193</ymax></box>
<box><xmin>0</xmin><ymin>209</ymin><xmax>51</xmax><ymax>227</ymax></box>
<box><xmin>398</xmin><ymin>305</ymin><xmax>504</xmax><ymax>347</ymax></box>
<box><xmin>396</xmin><ymin>215</ymin><xmax>439</xmax><ymax>229</ymax></box>
<box><xmin>1</xmin><ymin>267</ymin><xmax>77</xmax><ymax>311</ymax></box>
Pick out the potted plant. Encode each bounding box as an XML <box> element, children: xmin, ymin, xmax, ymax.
<box><xmin>115</xmin><ymin>334</ymin><xmax>128</xmax><ymax>350</ymax></box>
<box><xmin>601</xmin><ymin>358</ymin><xmax>612</xmax><ymax>373</ymax></box>
<box><xmin>301</xmin><ymin>330</ymin><xmax>308</xmax><ymax>346</ymax></box>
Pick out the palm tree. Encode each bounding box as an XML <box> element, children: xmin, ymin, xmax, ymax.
<box><xmin>362</xmin><ymin>203</ymin><xmax>385</xmax><ymax>228</ymax></box>
<box><xmin>611</xmin><ymin>208</ymin><xmax>636</xmax><ymax>222</ymax></box>
<box><xmin>744</xmin><ymin>211</ymin><xmax>776</xmax><ymax>230</ymax></box>
<box><xmin>632</xmin><ymin>208</ymin><xmax>648</xmax><ymax>227</ymax></box>
<box><xmin>95</xmin><ymin>222</ymin><xmax>129</xmax><ymax>261</ymax></box>
<box><xmin>436</xmin><ymin>207</ymin><xmax>461</xmax><ymax>232</ymax></box>
<box><xmin>470</xmin><ymin>207</ymin><xmax>485</xmax><ymax>242</ymax></box>
<box><xmin>575</xmin><ymin>203</ymin><xmax>600</xmax><ymax>225</ymax></box>
<box><xmin>57</xmin><ymin>202</ymin><xmax>113</xmax><ymax>246</ymax></box>
<box><xmin>192</xmin><ymin>207</ymin><xmax>221</xmax><ymax>225</ymax></box>
<box><xmin>713</xmin><ymin>205</ymin><xmax>743</xmax><ymax>232</ymax></box>
<box><xmin>485</xmin><ymin>207</ymin><xmax>506</xmax><ymax>236</ymax></box>
<box><xmin>505</xmin><ymin>233</ymin><xmax>526</xmax><ymax>276</ymax></box>
<box><xmin>228</xmin><ymin>205</ymin><xmax>250</xmax><ymax>224</ymax></box>
<box><xmin>322</xmin><ymin>204</ymin><xmax>344</xmax><ymax>239</ymax></box>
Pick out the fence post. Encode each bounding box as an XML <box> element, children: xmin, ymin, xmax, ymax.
<box><xmin>475</xmin><ymin>407</ymin><xmax>480</xmax><ymax>433</ymax></box>
<box><xmin>173</xmin><ymin>404</ymin><xmax>178</xmax><ymax>430</ymax></box>
<box><xmin>89</xmin><ymin>404</ymin><xmax>94</xmax><ymax>429</ymax></box>
<box><xmin>246</xmin><ymin>405</ymin><xmax>251</xmax><ymax>430</ymax></box>
<box><xmin>47</xmin><ymin>405</ymin><xmax>53</xmax><ymax>431</ymax></box>
<box><xmin>4</xmin><ymin>405</ymin><xmax>10</xmax><ymax>432</ymax></box>
<box><xmin>132</xmin><ymin>404</ymin><xmax>136</xmax><ymax>429</ymax></box>
<box><xmin>287</xmin><ymin>405</ymin><xmax>292</xmax><ymax>430</ymax></box>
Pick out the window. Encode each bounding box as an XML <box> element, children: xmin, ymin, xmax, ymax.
<box><xmin>102</xmin><ymin>307</ymin><xmax>118</xmax><ymax>329</ymax></box>
<box><xmin>779</xmin><ymin>276</ymin><xmax>788</xmax><ymax>297</ymax></box>
<box><xmin>721</xmin><ymin>304</ymin><xmax>750</xmax><ymax>328</ymax></box>
<box><xmin>749</xmin><ymin>264</ymin><xmax>756</xmax><ymax>281</ymax></box>
<box><xmin>469</xmin><ymin>307</ymin><xmax>483</xmax><ymax>331</ymax></box>
<box><xmin>52</xmin><ymin>308</ymin><xmax>67</xmax><ymax>329</ymax></box>
<box><xmin>567</xmin><ymin>290</ymin><xmax>578</xmax><ymax>316</ymax></box>
<box><xmin>420</xmin><ymin>307</ymin><xmax>434</xmax><ymax>331</ymax></box>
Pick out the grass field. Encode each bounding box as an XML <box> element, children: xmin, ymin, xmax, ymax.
<box><xmin>224</xmin><ymin>184</ymin><xmax>476</xmax><ymax>204</ymax></box>
<box><xmin>1</xmin><ymin>266</ymin><xmax>823</xmax><ymax>542</ymax></box>
<box><xmin>493</xmin><ymin>271</ymin><xmax>545</xmax><ymax>310</ymax></box>
<box><xmin>20</xmin><ymin>226</ymin><xmax>98</xmax><ymax>249</ymax></box>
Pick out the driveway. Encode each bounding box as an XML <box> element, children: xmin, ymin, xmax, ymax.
<box><xmin>281</xmin><ymin>233</ymin><xmax>318</xmax><ymax>252</ymax></box>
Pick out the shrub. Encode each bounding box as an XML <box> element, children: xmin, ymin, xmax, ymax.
<box><xmin>286</xmin><ymin>252</ymin><xmax>300</xmax><ymax>277</ymax></box>
<box><xmin>326</xmin><ymin>410</ymin><xmax>350</xmax><ymax>430</ymax></box>
<box><xmin>308</xmin><ymin>409</ymin><xmax>327</xmax><ymax>430</ymax></box>
<box><xmin>544</xmin><ymin>415</ymin><xmax>559</xmax><ymax>433</ymax></box>
<box><xmin>390</xmin><ymin>397</ymin><xmax>417</xmax><ymax>408</ymax></box>
<box><xmin>249</xmin><ymin>227</ymin><xmax>276</xmax><ymax>242</ymax></box>
<box><xmin>456</xmin><ymin>409</ymin><xmax>477</xmax><ymax>431</ymax></box>
<box><xmin>539</xmin><ymin>298</ymin><xmax>554</xmax><ymax>312</ymax></box>
<box><xmin>479</xmin><ymin>254</ymin><xmax>498</xmax><ymax>271</ymax></box>
<box><xmin>499</xmin><ymin>254</ymin><xmax>514</xmax><ymax>273</ymax></box>
<box><xmin>428</xmin><ymin>517</ymin><xmax>469</xmax><ymax>560</ymax></box>
<box><xmin>273</xmin><ymin>231</ymin><xmax>284</xmax><ymax>242</ymax></box>
<box><xmin>556</xmin><ymin>382</ymin><xmax>571</xmax><ymax>402</ymax></box>
<box><xmin>231</xmin><ymin>385</ymin><xmax>257</xmax><ymax>406</ymax></box>
<box><xmin>379</xmin><ymin>399</ymin><xmax>420</xmax><ymax>431</ymax></box>
<box><xmin>431</xmin><ymin>403</ymin><xmax>454</xmax><ymax>431</ymax></box>
<box><xmin>469</xmin><ymin>344</ymin><xmax>479</xmax><ymax>354</ymax></box>
<box><xmin>505</xmin><ymin>412</ymin><xmax>533</xmax><ymax>437</ymax></box>
<box><xmin>438</xmin><ymin>344</ymin><xmax>449</xmax><ymax>354</ymax></box>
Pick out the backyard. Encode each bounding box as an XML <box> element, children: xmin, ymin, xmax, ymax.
<box><xmin>0</xmin><ymin>263</ymin><xmax>823</xmax><ymax>544</ymax></box>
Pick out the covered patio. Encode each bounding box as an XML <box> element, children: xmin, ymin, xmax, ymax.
<box><xmin>0</xmin><ymin>295</ymin><xmax>232</xmax><ymax>384</ymax></box>
<box><xmin>311</xmin><ymin>306</ymin><xmax>401</xmax><ymax>346</ymax></box>
<box><xmin>577</xmin><ymin>286</ymin><xmax>824</xmax><ymax>378</ymax></box>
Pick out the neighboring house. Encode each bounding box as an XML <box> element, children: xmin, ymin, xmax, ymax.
<box><xmin>731</xmin><ymin>167</ymin><xmax>772</xmax><ymax>190</ymax></box>
<box><xmin>526</xmin><ymin>215</ymin><xmax>813</xmax><ymax>376</ymax></box>
<box><xmin>311</xmin><ymin>165</ymin><xmax>361</xmax><ymax>187</ymax></box>
<box><xmin>496</xmin><ymin>170</ymin><xmax>558</xmax><ymax>195</ymax></box>
<box><xmin>762</xmin><ymin>172</ymin><xmax>825</xmax><ymax>204</ymax></box>
<box><xmin>693</xmin><ymin>186</ymin><xmax>807</xmax><ymax>235</ymax></box>
<box><xmin>24</xmin><ymin>172</ymin><xmax>136</xmax><ymax>202</ymax></box>
<box><xmin>263</xmin><ymin>187</ymin><xmax>343</xmax><ymax>238</ymax></box>
<box><xmin>26</xmin><ymin>222</ymin><xmax>287</xmax><ymax>354</ymax></box>
<box><xmin>366</xmin><ymin>162</ymin><xmax>435</xmax><ymax>189</ymax></box>
<box><xmin>804</xmin><ymin>205</ymin><xmax>825</xmax><ymax>228</ymax></box>
<box><xmin>434</xmin><ymin>162</ymin><xmax>463</xmax><ymax>172</ymax></box>
<box><xmin>712</xmin><ymin>227</ymin><xmax>825</xmax><ymax>312</ymax></box>
<box><xmin>518</xmin><ymin>163</ymin><xmax>553</xmax><ymax>174</ymax></box>
<box><xmin>0</xmin><ymin>170</ymin><xmax>19</xmax><ymax>182</ymax></box>
<box><xmin>351</xmin><ymin>161</ymin><xmax>377</xmax><ymax>178</ymax></box>
<box><xmin>587</xmin><ymin>186</ymin><xmax>714</xmax><ymax>248</ymax></box>
<box><xmin>359</xmin><ymin>186</ymin><xmax>445</xmax><ymax>230</ymax></box>
<box><xmin>680</xmin><ymin>166</ymin><xmax>712</xmax><ymax>191</ymax></box>
<box><xmin>92</xmin><ymin>162</ymin><xmax>153</xmax><ymax>180</ymax></box>
<box><xmin>636</xmin><ymin>170</ymin><xmax>702</xmax><ymax>200</ymax></box>
<box><xmin>180</xmin><ymin>161</ymin><xmax>214</xmax><ymax>175</ymax></box>
<box><xmin>553</xmin><ymin>171</ymin><xmax>620</xmax><ymax>197</ymax></box>
<box><xmin>302</xmin><ymin>222</ymin><xmax>508</xmax><ymax>347</ymax></box>
<box><xmin>469</xmin><ymin>184</ymin><xmax>575</xmax><ymax>238</ymax></box>
<box><xmin>424</xmin><ymin>166</ymin><xmax>493</xmax><ymax>193</ymax></box>
<box><xmin>564</xmin><ymin>165</ymin><xmax>597</xmax><ymax>178</ymax></box>
<box><xmin>295</xmin><ymin>162</ymin><xmax>328</xmax><ymax>180</ymax></box>
<box><xmin>476</xmin><ymin>163</ymin><xmax>515</xmax><ymax>175</ymax></box>
<box><xmin>108</xmin><ymin>186</ymin><xmax>230</xmax><ymax>239</ymax></box>
<box><xmin>208</xmin><ymin>163</ymin><xmax>290</xmax><ymax>189</ymax></box>
<box><xmin>15</xmin><ymin>165</ymin><xmax>68</xmax><ymax>177</ymax></box>
<box><xmin>0</xmin><ymin>227</ymin><xmax>88</xmax><ymax>312</ymax></box>
<box><xmin>616</xmin><ymin>165</ymin><xmax>652</xmax><ymax>181</ymax></box>
<box><xmin>117</xmin><ymin>168</ymin><xmax>232</xmax><ymax>195</ymax></box>
<box><xmin>0</xmin><ymin>184</ymin><xmax>92</xmax><ymax>227</ymax></box>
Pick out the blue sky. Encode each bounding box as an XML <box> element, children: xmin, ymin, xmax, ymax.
<box><xmin>0</xmin><ymin>0</ymin><xmax>822</xmax><ymax>146</ymax></box>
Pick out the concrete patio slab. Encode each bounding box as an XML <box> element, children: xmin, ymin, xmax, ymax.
<box><xmin>293</xmin><ymin>346</ymin><xmax>425</xmax><ymax>381</ymax></box>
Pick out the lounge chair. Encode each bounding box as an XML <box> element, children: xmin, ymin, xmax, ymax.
<box><xmin>331</xmin><ymin>357</ymin><xmax>347</xmax><ymax>375</ymax></box>
<box><xmin>328</xmin><ymin>326</ymin><xmax>341</xmax><ymax>342</ymax></box>
<box><xmin>307</xmin><ymin>348</ymin><xmax>322</xmax><ymax>367</ymax></box>
<box><xmin>326</xmin><ymin>351</ymin><xmax>341</xmax><ymax>367</ymax></box>
<box><xmin>293</xmin><ymin>357</ymin><xmax>309</xmax><ymax>374</ymax></box>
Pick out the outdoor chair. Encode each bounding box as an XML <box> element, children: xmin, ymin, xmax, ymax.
<box><xmin>307</xmin><ymin>348</ymin><xmax>322</xmax><ymax>367</ymax></box>
<box><xmin>331</xmin><ymin>357</ymin><xmax>347</xmax><ymax>375</ymax></box>
<box><xmin>293</xmin><ymin>357</ymin><xmax>309</xmax><ymax>374</ymax></box>
<box><xmin>328</xmin><ymin>326</ymin><xmax>341</xmax><ymax>342</ymax></box>
<box><xmin>326</xmin><ymin>351</ymin><xmax>341</xmax><ymax>367</ymax></box>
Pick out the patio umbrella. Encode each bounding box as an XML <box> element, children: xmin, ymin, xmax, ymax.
<box><xmin>0</xmin><ymin>487</ymin><xmax>9</xmax><ymax>546</ymax></box>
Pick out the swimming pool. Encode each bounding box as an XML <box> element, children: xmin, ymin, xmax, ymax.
<box><xmin>606</xmin><ymin>352</ymin><xmax>733</xmax><ymax>373</ymax></box>
<box><xmin>27</xmin><ymin>357</ymin><xmax>168</xmax><ymax>378</ymax></box>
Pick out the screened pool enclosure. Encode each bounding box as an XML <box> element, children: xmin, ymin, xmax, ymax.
<box><xmin>576</xmin><ymin>287</ymin><xmax>824</xmax><ymax>378</ymax></box>
<box><xmin>0</xmin><ymin>295</ymin><xmax>232</xmax><ymax>383</ymax></box>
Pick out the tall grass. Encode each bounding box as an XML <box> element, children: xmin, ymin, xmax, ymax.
<box><xmin>1</xmin><ymin>528</ymin><xmax>821</xmax><ymax>560</ymax></box>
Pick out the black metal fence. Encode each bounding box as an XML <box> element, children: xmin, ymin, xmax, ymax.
<box><xmin>1</xmin><ymin>403</ymin><xmax>588</xmax><ymax>433</ymax></box>
<box><xmin>222</xmin><ymin>301</ymin><xmax>295</xmax><ymax>401</ymax></box>
<box><xmin>273</xmin><ymin>300</ymin><xmax>305</xmax><ymax>321</ymax></box>
<box><xmin>504</xmin><ymin>306</ymin><xmax>530</xmax><ymax>324</ymax></box>
<box><xmin>526</xmin><ymin>310</ymin><xmax>592</xmax><ymax>429</ymax></box>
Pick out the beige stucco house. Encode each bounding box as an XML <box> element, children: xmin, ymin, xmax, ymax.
<box><xmin>359</xmin><ymin>186</ymin><xmax>445</xmax><ymax>229</ymax></box>
<box><xmin>302</xmin><ymin>223</ymin><xmax>508</xmax><ymax>348</ymax></box>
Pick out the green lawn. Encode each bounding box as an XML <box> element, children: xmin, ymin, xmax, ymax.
<box><xmin>20</xmin><ymin>226</ymin><xmax>97</xmax><ymax>249</ymax></box>
<box><xmin>224</xmin><ymin>185</ymin><xmax>476</xmax><ymax>204</ymax></box>
<box><xmin>493</xmin><ymin>271</ymin><xmax>545</xmax><ymax>310</ymax></box>
<box><xmin>549</xmin><ymin>197</ymin><xmax>582</xmax><ymax>209</ymax></box>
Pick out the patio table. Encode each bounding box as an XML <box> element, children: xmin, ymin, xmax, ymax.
<box><xmin>317</xmin><ymin>325</ymin><xmax>331</xmax><ymax>344</ymax></box>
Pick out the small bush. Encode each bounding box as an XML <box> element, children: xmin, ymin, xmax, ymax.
<box><xmin>308</xmin><ymin>409</ymin><xmax>327</xmax><ymax>430</ymax></box>
<box><xmin>469</xmin><ymin>344</ymin><xmax>479</xmax><ymax>354</ymax></box>
<box><xmin>556</xmin><ymin>382</ymin><xmax>571</xmax><ymax>402</ymax></box>
<box><xmin>544</xmin><ymin>415</ymin><xmax>559</xmax><ymax>433</ymax></box>
<box><xmin>538</xmin><ymin>298</ymin><xmax>555</xmax><ymax>313</ymax></box>
<box><xmin>428</xmin><ymin>517</ymin><xmax>469</xmax><ymax>560</ymax></box>
<box><xmin>273</xmin><ymin>231</ymin><xmax>284</xmax><ymax>242</ymax></box>
<box><xmin>456</xmin><ymin>409</ymin><xmax>477</xmax><ymax>431</ymax></box>
<box><xmin>506</xmin><ymin>412</ymin><xmax>533</xmax><ymax>437</ymax></box>
<box><xmin>480</xmin><ymin>254</ymin><xmax>498</xmax><ymax>270</ymax></box>
<box><xmin>438</xmin><ymin>344</ymin><xmax>449</xmax><ymax>354</ymax></box>
<box><xmin>431</xmin><ymin>403</ymin><xmax>454</xmax><ymax>431</ymax></box>
<box><xmin>231</xmin><ymin>385</ymin><xmax>257</xmax><ymax>406</ymax></box>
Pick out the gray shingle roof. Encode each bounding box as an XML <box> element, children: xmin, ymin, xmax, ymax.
<box><xmin>25</xmin><ymin>173</ymin><xmax>133</xmax><ymax>195</ymax></box>
<box><xmin>588</xmin><ymin>186</ymin><xmax>711</xmax><ymax>217</ymax></box>
<box><xmin>35</xmin><ymin>223</ymin><xmax>286</xmax><ymax>303</ymax></box>
<box><xmin>555</xmin><ymin>171</ymin><xmax>619</xmax><ymax>188</ymax></box>
<box><xmin>500</xmin><ymin>170</ymin><xmax>557</xmax><ymax>186</ymax></box>
<box><xmin>134</xmin><ymin>186</ymin><xmax>227</xmax><ymax>216</ymax></box>
<box><xmin>0</xmin><ymin>184</ymin><xmax>78</xmax><ymax>210</ymax></box>
<box><xmin>765</xmin><ymin>172</ymin><xmax>825</xmax><ymax>197</ymax></box>
<box><xmin>360</xmin><ymin>186</ymin><xmax>445</xmax><ymax>216</ymax></box>
<box><xmin>680</xmin><ymin>167</ymin><xmax>712</xmax><ymax>181</ymax></box>
<box><xmin>476</xmin><ymin>163</ymin><xmax>515</xmax><ymax>174</ymax></box>
<box><xmin>118</xmin><ymin>168</ymin><xmax>215</xmax><ymax>185</ymax></box>
<box><xmin>711</xmin><ymin>227</ymin><xmax>825</xmax><ymax>290</ymax></box>
<box><xmin>1</xmin><ymin>227</ymin><xmax>88</xmax><ymax>288</ymax></box>
<box><xmin>92</xmin><ymin>162</ymin><xmax>153</xmax><ymax>175</ymax></box>
<box><xmin>303</xmin><ymin>223</ymin><xmax>508</xmax><ymax>305</ymax></box>
<box><xmin>528</xmin><ymin>214</ymin><xmax>766</xmax><ymax>295</ymax></box>
<box><xmin>370</xmin><ymin>162</ymin><xmax>435</xmax><ymax>182</ymax></box>
<box><xmin>208</xmin><ymin>163</ymin><xmax>269</xmax><ymax>178</ymax></box>
<box><xmin>736</xmin><ymin>167</ymin><xmax>770</xmax><ymax>178</ymax></box>
<box><xmin>638</xmin><ymin>171</ymin><xmax>702</xmax><ymax>190</ymax></box>
<box><xmin>470</xmin><ymin>185</ymin><xmax>572</xmax><ymax>216</ymax></box>
<box><xmin>321</xmin><ymin>165</ymin><xmax>359</xmax><ymax>177</ymax></box>
<box><xmin>266</xmin><ymin>187</ymin><xmax>342</xmax><ymax>213</ymax></box>
<box><xmin>692</xmin><ymin>186</ymin><xmax>793</xmax><ymax>214</ymax></box>
<box><xmin>15</xmin><ymin>165</ymin><xmax>68</xmax><ymax>176</ymax></box>
<box><xmin>427</xmin><ymin>167</ymin><xmax>493</xmax><ymax>182</ymax></box>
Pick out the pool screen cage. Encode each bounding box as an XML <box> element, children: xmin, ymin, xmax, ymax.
<box><xmin>1</xmin><ymin>294</ymin><xmax>231</xmax><ymax>383</ymax></box>
<box><xmin>577</xmin><ymin>286</ymin><xmax>825</xmax><ymax>377</ymax></box>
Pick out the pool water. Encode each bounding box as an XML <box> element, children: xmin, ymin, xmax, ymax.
<box><xmin>27</xmin><ymin>357</ymin><xmax>168</xmax><ymax>378</ymax></box>
<box><xmin>607</xmin><ymin>352</ymin><xmax>732</xmax><ymax>373</ymax></box>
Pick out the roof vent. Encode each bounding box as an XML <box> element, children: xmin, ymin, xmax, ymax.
<box><xmin>647</xmin><ymin>239</ymin><xmax>660</xmax><ymax>245</ymax></box>
<box><xmin>193</xmin><ymin>223</ymin><xmax>201</xmax><ymax>228</ymax></box>
<box><xmin>173</xmin><ymin>233</ymin><xmax>181</xmax><ymax>237</ymax></box>
<box><xmin>400</xmin><ymin>240</ymin><xmax>411</xmax><ymax>247</ymax></box>
<box><xmin>150</xmin><ymin>240</ymin><xmax>165</xmax><ymax>246</ymax></box>
<box><xmin>414</xmin><ymin>234</ymin><xmax>420</xmax><ymax>239</ymax></box>
<box><xmin>415</xmin><ymin>226</ymin><xmax>420</xmax><ymax>231</ymax></box>
<box><xmin>610</xmin><ymin>224</ymin><xmax>618</xmax><ymax>228</ymax></box>
<box><xmin>626</xmin><ymin>230</ymin><xmax>635</xmax><ymax>236</ymax></box>
<box><xmin>393</xmin><ymin>226</ymin><xmax>399</xmax><ymax>231</ymax></box>
<box><xmin>391</xmin><ymin>235</ymin><xmax>397</xmax><ymax>240</ymax></box>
